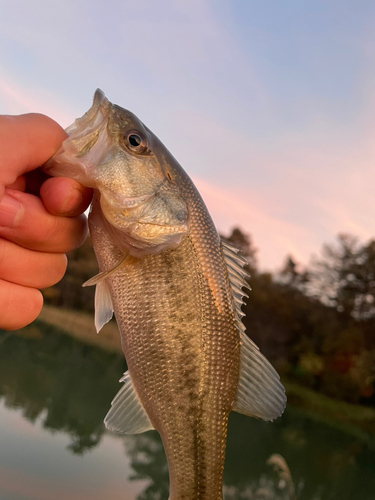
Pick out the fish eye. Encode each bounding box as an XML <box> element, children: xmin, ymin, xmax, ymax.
<box><xmin>124</xmin><ymin>130</ymin><xmax>148</xmax><ymax>154</ymax></box>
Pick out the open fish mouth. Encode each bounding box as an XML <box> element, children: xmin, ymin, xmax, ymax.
<box><xmin>65</xmin><ymin>89</ymin><xmax>109</xmax><ymax>136</ymax></box>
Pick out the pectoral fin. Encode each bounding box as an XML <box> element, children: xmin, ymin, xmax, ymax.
<box><xmin>104</xmin><ymin>372</ymin><xmax>154</xmax><ymax>435</ymax></box>
<box><xmin>233</xmin><ymin>332</ymin><xmax>287</xmax><ymax>421</ymax></box>
<box><xmin>82</xmin><ymin>254</ymin><xmax>128</xmax><ymax>287</ymax></box>
<box><xmin>94</xmin><ymin>280</ymin><xmax>114</xmax><ymax>333</ymax></box>
<box><xmin>83</xmin><ymin>254</ymin><xmax>128</xmax><ymax>333</ymax></box>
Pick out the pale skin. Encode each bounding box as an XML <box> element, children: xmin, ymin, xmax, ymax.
<box><xmin>0</xmin><ymin>113</ymin><xmax>93</xmax><ymax>330</ymax></box>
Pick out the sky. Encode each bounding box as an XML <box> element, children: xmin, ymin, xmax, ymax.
<box><xmin>0</xmin><ymin>0</ymin><xmax>374</xmax><ymax>270</ymax></box>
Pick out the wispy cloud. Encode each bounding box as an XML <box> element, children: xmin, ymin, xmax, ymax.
<box><xmin>194</xmin><ymin>176</ymin><xmax>314</xmax><ymax>268</ymax></box>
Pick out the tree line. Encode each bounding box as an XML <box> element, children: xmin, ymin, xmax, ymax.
<box><xmin>43</xmin><ymin>228</ymin><xmax>375</xmax><ymax>407</ymax></box>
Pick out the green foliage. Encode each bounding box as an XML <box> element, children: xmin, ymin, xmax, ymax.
<box><xmin>221</xmin><ymin>229</ymin><xmax>375</xmax><ymax>407</ymax></box>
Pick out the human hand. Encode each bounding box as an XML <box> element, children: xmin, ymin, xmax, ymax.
<box><xmin>0</xmin><ymin>113</ymin><xmax>93</xmax><ymax>330</ymax></box>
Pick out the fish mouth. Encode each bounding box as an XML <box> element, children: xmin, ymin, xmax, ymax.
<box><xmin>43</xmin><ymin>89</ymin><xmax>112</xmax><ymax>185</ymax></box>
<box><xmin>65</xmin><ymin>89</ymin><xmax>109</xmax><ymax>136</ymax></box>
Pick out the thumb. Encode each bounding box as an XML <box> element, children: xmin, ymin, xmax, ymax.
<box><xmin>0</xmin><ymin>113</ymin><xmax>68</xmax><ymax>196</ymax></box>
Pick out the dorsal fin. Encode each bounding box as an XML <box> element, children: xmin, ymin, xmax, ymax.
<box><xmin>221</xmin><ymin>240</ymin><xmax>250</xmax><ymax>325</ymax></box>
<box><xmin>233</xmin><ymin>333</ymin><xmax>287</xmax><ymax>421</ymax></box>
<box><xmin>221</xmin><ymin>239</ymin><xmax>286</xmax><ymax>421</ymax></box>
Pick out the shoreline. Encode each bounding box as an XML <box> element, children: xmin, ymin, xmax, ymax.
<box><xmin>38</xmin><ymin>304</ymin><xmax>122</xmax><ymax>353</ymax></box>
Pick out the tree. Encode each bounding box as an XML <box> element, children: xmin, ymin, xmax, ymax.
<box><xmin>279</xmin><ymin>255</ymin><xmax>309</xmax><ymax>289</ymax></box>
<box><xmin>307</xmin><ymin>233</ymin><xmax>375</xmax><ymax>320</ymax></box>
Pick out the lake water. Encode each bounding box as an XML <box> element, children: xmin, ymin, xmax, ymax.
<box><xmin>0</xmin><ymin>323</ymin><xmax>374</xmax><ymax>500</ymax></box>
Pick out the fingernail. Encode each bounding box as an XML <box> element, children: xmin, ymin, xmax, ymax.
<box><xmin>0</xmin><ymin>193</ymin><xmax>23</xmax><ymax>228</ymax></box>
<box><xmin>61</xmin><ymin>187</ymin><xmax>83</xmax><ymax>214</ymax></box>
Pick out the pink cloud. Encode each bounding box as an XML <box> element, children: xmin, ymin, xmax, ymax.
<box><xmin>0</xmin><ymin>69</ymin><xmax>74</xmax><ymax>127</ymax></box>
<box><xmin>193</xmin><ymin>176</ymin><xmax>315</xmax><ymax>269</ymax></box>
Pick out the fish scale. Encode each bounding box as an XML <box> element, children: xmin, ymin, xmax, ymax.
<box><xmin>90</xmin><ymin>190</ymin><xmax>240</xmax><ymax>499</ymax></box>
<box><xmin>44</xmin><ymin>89</ymin><xmax>286</xmax><ymax>500</ymax></box>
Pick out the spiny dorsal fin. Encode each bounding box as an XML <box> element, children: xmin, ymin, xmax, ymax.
<box><xmin>221</xmin><ymin>239</ymin><xmax>286</xmax><ymax>421</ymax></box>
<box><xmin>221</xmin><ymin>240</ymin><xmax>251</xmax><ymax>325</ymax></box>
<box><xmin>104</xmin><ymin>371</ymin><xmax>154</xmax><ymax>435</ymax></box>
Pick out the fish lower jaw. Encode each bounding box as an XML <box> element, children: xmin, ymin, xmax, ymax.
<box><xmin>125</xmin><ymin>223</ymin><xmax>188</xmax><ymax>257</ymax></box>
<box><xmin>104</xmin><ymin>215</ymin><xmax>188</xmax><ymax>257</ymax></box>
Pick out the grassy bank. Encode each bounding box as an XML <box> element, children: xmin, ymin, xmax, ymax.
<box><xmin>37</xmin><ymin>305</ymin><xmax>375</xmax><ymax>438</ymax></box>
<box><xmin>284</xmin><ymin>380</ymin><xmax>375</xmax><ymax>439</ymax></box>
<box><xmin>38</xmin><ymin>304</ymin><xmax>122</xmax><ymax>353</ymax></box>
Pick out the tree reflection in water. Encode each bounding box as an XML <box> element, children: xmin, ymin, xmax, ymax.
<box><xmin>223</xmin><ymin>453</ymin><xmax>298</xmax><ymax>500</ymax></box>
<box><xmin>0</xmin><ymin>323</ymin><xmax>125</xmax><ymax>454</ymax></box>
<box><xmin>124</xmin><ymin>409</ymin><xmax>375</xmax><ymax>500</ymax></box>
<box><xmin>125</xmin><ymin>432</ymin><xmax>169</xmax><ymax>500</ymax></box>
<box><xmin>125</xmin><ymin>428</ymin><xmax>307</xmax><ymax>500</ymax></box>
<box><xmin>1</xmin><ymin>326</ymin><xmax>375</xmax><ymax>500</ymax></box>
<box><xmin>125</xmin><ymin>428</ymin><xmax>300</xmax><ymax>500</ymax></box>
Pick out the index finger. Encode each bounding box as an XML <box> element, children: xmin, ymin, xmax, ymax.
<box><xmin>0</xmin><ymin>114</ymin><xmax>68</xmax><ymax>189</ymax></box>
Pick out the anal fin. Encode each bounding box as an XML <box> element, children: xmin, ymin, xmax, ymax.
<box><xmin>104</xmin><ymin>371</ymin><xmax>154</xmax><ymax>435</ymax></box>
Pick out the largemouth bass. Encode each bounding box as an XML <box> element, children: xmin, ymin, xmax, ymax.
<box><xmin>45</xmin><ymin>90</ymin><xmax>286</xmax><ymax>500</ymax></box>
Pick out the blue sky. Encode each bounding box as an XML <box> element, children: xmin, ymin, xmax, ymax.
<box><xmin>1</xmin><ymin>0</ymin><xmax>374</xmax><ymax>269</ymax></box>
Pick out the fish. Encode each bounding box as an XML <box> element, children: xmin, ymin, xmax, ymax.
<box><xmin>44</xmin><ymin>89</ymin><xmax>286</xmax><ymax>500</ymax></box>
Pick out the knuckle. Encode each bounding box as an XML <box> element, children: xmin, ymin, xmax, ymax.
<box><xmin>62</xmin><ymin>215</ymin><xmax>88</xmax><ymax>252</ymax></box>
<box><xmin>44</xmin><ymin>216</ymin><xmax>66</xmax><ymax>248</ymax></box>
<box><xmin>42</xmin><ymin>215</ymin><xmax>87</xmax><ymax>253</ymax></box>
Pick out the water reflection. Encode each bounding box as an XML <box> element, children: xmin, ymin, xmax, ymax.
<box><xmin>0</xmin><ymin>322</ymin><xmax>125</xmax><ymax>454</ymax></box>
<box><xmin>1</xmin><ymin>325</ymin><xmax>375</xmax><ymax>500</ymax></box>
<box><xmin>125</xmin><ymin>433</ymin><xmax>169</xmax><ymax>500</ymax></box>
